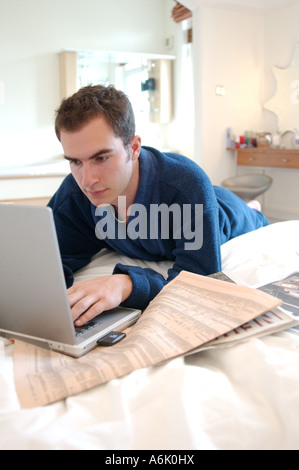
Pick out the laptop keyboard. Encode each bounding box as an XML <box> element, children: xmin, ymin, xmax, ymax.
<box><xmin>75</xmin><ymin>319</ymin><xmax>103</xmax><ymax>337</ymax></box>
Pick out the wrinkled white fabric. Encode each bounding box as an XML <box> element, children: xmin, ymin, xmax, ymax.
<box><xmin>1</xmin><ymin>221</ymin><xmax>299</xmax><ymax>450</ymax></box>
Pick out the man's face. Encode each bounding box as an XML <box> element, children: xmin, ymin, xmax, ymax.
<box><xmin>60</xmin><ymin>117</ymin><xmax>141</xmax><ymax>208</ymax></box>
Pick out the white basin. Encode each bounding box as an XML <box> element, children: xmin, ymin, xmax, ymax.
<box><xmin>222</xmin><ymin>174</ymin><xmax>273</xmax><ymax>202</ymax></box>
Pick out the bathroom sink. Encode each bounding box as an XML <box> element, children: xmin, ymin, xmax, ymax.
<box><xmin>222</xmin><ymin>174</ymin><xmax>273</xmax><ymax>201</ymax></box>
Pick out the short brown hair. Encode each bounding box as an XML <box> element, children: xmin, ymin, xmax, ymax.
<box><xmin>55</xmin><ymin>85</ymin><xmax>136</xmax><ymax>147</ymax></box>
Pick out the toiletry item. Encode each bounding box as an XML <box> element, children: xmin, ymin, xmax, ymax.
<box><xmin>272</xmin><ymin>133</ymin><xmax>281</xmax><ymax>149</ymax></box>
<box><xmin>257</xmin><ymin>131</ymin><xmax>272</xmax><ymax>148</ymax></box>
<box><xmin>226</xmin><ymin>128</ymin><xmax>236</xmax><ymax>148</ymax></box>
<box><xmin>244</xmin><ymin>130</ymin><xmax>252</xmax><ymax>147</ymax></box>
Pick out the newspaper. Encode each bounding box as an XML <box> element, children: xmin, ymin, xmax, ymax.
<box><xmin>258</xmin><ymin>272</ymin><xmax>299</xmax><ymax>325</ymax></box>
<box><xmin>192</xmin><ymin>307</ymin><xmax>298</xmax><ymax>352</ymax></box>
<box><xmin>13</xmin><ymin>270</ymin><xmax>283</xmax><ymax>409</ymax></box>
<box><xmin>203</xmin><ymin>271</ymin><xmax>299</xmax><ymax>347</ymax></box>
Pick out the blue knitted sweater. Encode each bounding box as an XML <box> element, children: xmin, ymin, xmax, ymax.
<box><xmin>48</xmin><ymin>146</ymin><xmax>268</xmax><ymax>310</ymax></box>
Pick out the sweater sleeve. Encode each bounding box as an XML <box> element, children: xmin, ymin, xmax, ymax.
<box><xmin>113</xmin><ymin>206</ymin><xmax>222</xmax><ymax>311</ymax></box>
<box><xmin>113</xmin><ymin>151</ymin><xmax>223</xmax><ymax>311</ymax></box>
<box><xmin>48</xmin><ymin>176</ymin><xmax>106</xmax><ymax>288</ymax></box>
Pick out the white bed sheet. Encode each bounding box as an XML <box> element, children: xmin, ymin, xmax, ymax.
<box><xmin>1</xmin><ymin>221</ymin><xmax>299</xmax><ymax>450</ymax></box>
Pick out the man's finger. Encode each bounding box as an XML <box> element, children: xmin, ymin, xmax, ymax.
<box><xmin>71</xmin><ymin>294</ymin><xmax>99</xmax><ymax>322</ymax></box>
<box><xmin>73</xmin><ymin>299</ymin><xmax>107</xmax><ymax>326</ymax></box>
<box><xmin>67</xmin><ymin>284</ymin><xmax>89</xmax><ymax>308</ymax></box>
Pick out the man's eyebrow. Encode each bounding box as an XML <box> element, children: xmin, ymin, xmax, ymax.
<box><xmin>64</xmin><ymin>148</ymin><xmax>114</xmax><ymax>162</ymax></box>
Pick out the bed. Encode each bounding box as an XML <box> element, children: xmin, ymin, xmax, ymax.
<box><xmin>1</xmin><ymin>220</ymin><xmax>299</xmax><ymax>450</ymax></box>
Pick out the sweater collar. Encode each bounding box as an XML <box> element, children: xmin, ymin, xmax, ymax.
<box><xmin>133</xmin><ymin>146</ymin><xmax>160</xmax><ymax>207</ymax></box>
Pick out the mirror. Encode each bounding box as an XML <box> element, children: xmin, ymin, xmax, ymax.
<box><xmin>264</xmin><ymin>43</ymin><xmax>299</xmax><ymax>133</ymax></box>
<box><xmin>59</xmin><ymin>50</ymin><xmax>175</xmax><ymax>150</ymax></box>
<box><xmin>77</xmin><ymin>50</ymin><xmax>174</xmax><ymax>124</ymax></box>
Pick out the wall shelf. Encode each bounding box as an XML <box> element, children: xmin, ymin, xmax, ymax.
<box><xmin>227</xmin><ymin>148</ymin><xmax>299</xmax><ymax>170</ymax></box>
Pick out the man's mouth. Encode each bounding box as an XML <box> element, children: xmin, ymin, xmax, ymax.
<box><xmin>87</xmin><ymin>189</ymin><xmax>108</xmax><ymax>198</ymax></box>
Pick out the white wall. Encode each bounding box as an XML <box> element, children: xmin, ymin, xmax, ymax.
<box><xmin>262</xmin><ymin>1</ymin><xmax>299</xmax><ymax>221</ymax></box>
<box><xmin>0</xmin><ymin>0</ymin><xmax>172</xmax><ymax>169</ymax></box>
<box><xmin>191</xmin><ymin>4</ymin><xmax>265</xmax><ymax>184</ymax></box>
<box><xmin>187</xmin><ymin>0</ymin><xmax>299</xmax><ymax>221</ymax></box>
<box><xmin>1</xmin><ymin>0</ymin><xmax>298</xmax><ymax>220</ymax></box>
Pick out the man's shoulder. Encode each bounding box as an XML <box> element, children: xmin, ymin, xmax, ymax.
<box><xmin>51</xmin><ymin>172</ymin><xmax>77</xmax><ymax>189</ymax></box>
<box><xmin>141</xmin><ymin>146</ymin><xmax>212</xmax><ymax>192</ymax></box>
<box><xmin>142</xmin><ymin>146</ymin><xmax>205</xmax><ymax>175</ymax></box>
<box><xmin>48</xmin><ymin>173</ymin><xmax>90</xmax><ymax>212</ymax></box>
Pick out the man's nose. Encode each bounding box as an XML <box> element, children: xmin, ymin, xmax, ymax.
<box><xmin>82</xmin><ymin>162</ymin><xmax>99</xmax><ymax>189</ymax></box>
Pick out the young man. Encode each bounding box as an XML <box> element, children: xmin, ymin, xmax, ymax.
<box><xmin>49</xmin><ymin>85</ymin><xmax>269</xmax><ymax>327</ymax></box>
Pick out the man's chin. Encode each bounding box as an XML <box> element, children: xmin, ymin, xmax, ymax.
<box><xmin>84</xmin><ymin>190</ymin><xmax>113</xmax><ymax>207</ymax></box>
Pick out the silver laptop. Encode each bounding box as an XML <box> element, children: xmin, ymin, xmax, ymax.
<box><xmin>0</xmin><ymin>204</ymin><xmax>141</xmax><ymax>357</ymax></box>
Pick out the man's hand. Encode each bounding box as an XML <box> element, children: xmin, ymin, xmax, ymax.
<box><xmin>68</xmin><ymin>275</ymin><xmax>133</xmax><ymax>326</ymax></box>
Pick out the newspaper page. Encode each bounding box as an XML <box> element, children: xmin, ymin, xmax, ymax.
<box><xmin>13</xmin><ymin>271</ymin><xmax>282</xmax><ymax>409</ymax></box>
<box><xmin>258</xmin><ymin>272</ymin><xmax>299</xmax><ymax>329</ymax></box>
<box><xmin>192</xmin><ymin>307</ymin><xmax>299</xmax><ymax>352</ymax></box>
<box><xmin>207</xmin><ymin>271</ymin><xmax>299</xmax><ymax>341</ymax></box>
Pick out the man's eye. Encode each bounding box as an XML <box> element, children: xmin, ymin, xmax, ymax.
<box><xmin>95</xmin><ymin>156</ymin><xmax>109</xmax><ymax>163</ymax></box>
<box><xmin>70</xmin><ymin>160</ymin><xmax>82</xmax><ymax>166</ymax></box>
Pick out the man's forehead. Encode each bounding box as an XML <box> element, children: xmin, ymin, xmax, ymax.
<box><xmin>60</xmin><ymin>118</ymin><xmax>123</xmax><ymax>156</ymax></box>
<box><xmin>60</xmin><ymin>116</ymin><xmax>113</xmax><ymax>139</ymax></box>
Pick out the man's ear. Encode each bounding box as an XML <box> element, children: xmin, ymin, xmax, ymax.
<box><xmin>130</xmin><ymin>136</ymin><xmax>142</xmax><ymax>161</ymax></box>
